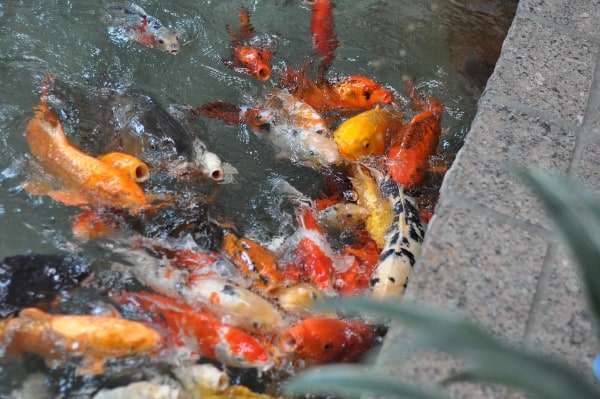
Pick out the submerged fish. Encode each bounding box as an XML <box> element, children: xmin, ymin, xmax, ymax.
<box><xmin>23</xmin><ymin>81</ymin><xmax>150</xmax><ymax>214</ymax></box>
<box><xmin>223</xmin><ymin>7</ymin><xmax>273</xmax><ymax>81</ymax></box>
<box><xmin>307</xmin><ymin>0</ymin><xmax>339</xmax><ymax>80</ymax></box>
<box><xmin>48</xmin><ymin>77</ymin><xmax>225</xmax><ymax>181</ymax></box>
<box><xmin>0</xmin><ymin>308</ymin><xmax>164</xmax><ymax>375</ymax></box>
<box><xmin>113</xmin><ymin>290</ymin><xmax>273</xmax><ymax>369</ymax></box>
<box><xmin>0</xmin><ymin>253</ymin><xmax>91</xmax><ymax>318</ymax></box>
<box><xmin>104</xmin><ymin>3</ymin><xmax>180</xmax><ymax>54</ymax></box>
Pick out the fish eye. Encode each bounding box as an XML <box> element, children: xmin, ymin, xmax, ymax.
<box><xmin>309</xmin><ymin>149</ymin><xmax>315</xmax><ymax>156</ymax></box>
<box><xmin>158</xmin><ymin>39</ymin><xmax>165</xmax><ymax>44</ymax></box>
<box><xmin>363</xmin><ymin>89</ymin><xmax>371</xmax><ymax>100</ymax></box>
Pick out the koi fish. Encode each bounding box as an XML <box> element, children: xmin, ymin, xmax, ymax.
<box><xmin>0</xmin><ymin>307</ymin><xmax>163</xmax><ymax>375</ymax></box>
<box><xmin>278</xmin><ymin>206</ymin><xmax>337</xmax><ymax>294</ymax></box>
<box><xmin>333</xmin><ymin>231</ymin><xmax>380</xmax><ymax>296</ymax></box>
<box><xmin>348</xmin><ymin>164</ymin><xmax>394</xmax><ymax>248</ymax></box>
<box><xmin>279</xmin><ymin>68</ymin><xmax>394</xmax><ymax>114</ymax></box>
<box><xmin>112</xmin><ymin>291</ymin><xmax>272</xmax><ymax>369</ymax></box>
<box><xmin>223</xmin><ymin>7</ymin><xmax>273</xmax><ymax>81</ymax></box>
<box><xmin>306</xmin><ymin>0</ymin><xmax>339</xmax><ymax>80</ymax></box>
<box><xmin>48</xmin><ymin>77</ymin><xmax>225</xmax><ymax>181</ymax></box>
<box><xmin>386</xmin><ymin>81</ymin><xmax>443</xmax><ymax>189</ymax></box>
<box><xmin>104</xmin><ymin>3</ymin><xmax>180</xmax><ymax>54</ymax></box>
<box><xmin>221</xmin><ymin>231</ymin><xmax>284</xmax><ymax>294</ymax></box>
<box><xmin>368</xmin><ymin>176</ymin><xmax>425</xmax><ymax>298</ymax></box>
<box><xmin>94</xmin><ymin>381</ymin><xmax>180</xmax><ymax>399</ymax></box>
<box><xmin>270</xmin><ymin>283</ymin><xmax>329</xmax><ymax>317</ymax></box>
<box><xmin>332</xmin><ymin>107</ymin><xmax>403</xmax><ymax>161</ymax></box>
<box><xmin>22</xmin><ymin>80</ymin><xmax>149</xmax><ymax>215</ymax></box>
<box><xmin>196</xmin><ymin>91</ymin><xmax>340</xmax><ymax>169</ymax></box>
<box><xmin>172</xmin><ymin>363</ymin><xmax>230</xmax><ymax>395</ymax></box>
<box><xmin>0</xmin><ymin>254</ymin><xmax>91</xmax><ymax>318</ymax></box>
<box><xmin>204</xmin><ymin>385</ymin><xmax>285</xmax><ymax>399</ymax></box>
<box><xmin>280</xmin><ymin>316</ymin><xmax>376</xmax><ymax>363</ymax></box>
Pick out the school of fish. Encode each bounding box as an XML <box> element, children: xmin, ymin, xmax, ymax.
<box><xmin>5</xmin><ymin>2</ymin><xmax>452</xmax><ymax>398</ymax></box>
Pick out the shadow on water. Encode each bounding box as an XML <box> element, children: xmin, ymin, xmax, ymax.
<box><xmin>0</xmin><ymin>0</ymin><xmax>518</xmax><ymax>397</ymax></box>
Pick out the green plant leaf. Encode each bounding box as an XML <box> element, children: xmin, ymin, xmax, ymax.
<box><xmin>316</xmin><ymin>298</ymin><xmax>600</xmax><ymax>399</ymax></box>
<box><xmin>284</xmin><ymin>364</ymin><xmax>451</xmax><ymax>399</ymax></box>
<box><xmin>514</xmin><ymin>168</ymin><xmax>600</xmax><ymax>338</ymax></box>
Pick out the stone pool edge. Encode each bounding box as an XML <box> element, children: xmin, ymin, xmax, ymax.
<box><xmin>375</xmin><ymin>1</ymin><xmax>600</xmax><ymax>398</ymax></box>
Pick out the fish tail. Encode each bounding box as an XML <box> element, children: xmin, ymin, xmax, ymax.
<box><xmin>237</xmin><ymin>7</ymin><xmax>255</xmax><ymax>41</ymax></box>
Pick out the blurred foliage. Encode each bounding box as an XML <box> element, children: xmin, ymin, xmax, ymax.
<box><xmin>284</xmin><ymin>169</ymin><xmax>600</xmax><ymax>399</ymax></box>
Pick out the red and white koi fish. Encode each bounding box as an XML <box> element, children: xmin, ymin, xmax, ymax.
<box><xmin>223</xmin><ymin>7</ymin><xmax>273</xmax><ymax>81</ymax></box>
<box><xmin>0</xmin><ymin>308</ymin><xmax>163</xmax><ymax>375</ymax></box>
<box><xmin>280</xmin><ymin>316</ymin><xmax>377</xmax><ymax>363</ymax></box>
<box><xmin>112</xmin><ymin>291</ymin><xmax>273</xmax><ymax>369</ymax></box>
<box><xmin>104</xmin><ymin>3</ymin><xmax>180</xmax><ymax>54</ymax></box>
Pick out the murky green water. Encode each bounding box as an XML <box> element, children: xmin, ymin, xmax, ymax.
<box><xmin>0</xmin><ymin>0</ymin><xmax>513</xmax><ymax>396</ymax></box>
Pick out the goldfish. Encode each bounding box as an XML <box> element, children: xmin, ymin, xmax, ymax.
<box><xmin>22</xmin><ymin>81</ymin><xmax>149</xmax><ymax>215</ymax></box>
<box><xmin>279</xmin><ymin>68</ymin><xmax>394</xmax><ymax>114</ymax></box>
<box><xmin>386</xmin><ymin>81</ymin><xmax>443</xmax><ymax>188</ymax></box>
<box><xmin>48</xmin><ymin>77</ymin><xmax>225</xmax><ymax>181</ymax></box>
<box><xmin>104</xmin><ymin>3</ymin><xmax>180</xmax><ymax>54</ymax></box>
<box><xmin>333</xmin><ymin>107</ymin><xmax>402</xmax><ymax>161</ymax></box>
<box><xmin>0</xmin><ymin>253</ymin><xmax>90</xmax><ymax>318</ymax></box>
<box><xmin>223</xmin><ymin>8</ymin><xmax>273</xmax><ymax>81</ymax></box>
<box><xmin>0</xmin><ymin>308</ymin><xmax>163</xmax><ymax>375</ymax></box>
<box><xmin>221</xmin><ymin>231</ymin><xmax>284</xmax><ymax>294</ymax></box>
<box><xmin>306</xmin><ymin>0</ymin><xmax>339</xmax><ymax>80</ymax></box>
<box><xmin>113</xmin><ymin>291</ymin><xmax>272</xmax><ymax>369</ymax></box>
<box><xmin>368</xmin><ymin>176</ymin><xmax>425</xmax><ymax>298</ymax></box>
<box><xmin>197</xmin><ymin>90</ymin><xmax>340</xmax><ymax>169</ymax></box>
<box><xmin>280</xmin><ymin>316</ymin><xmax>376</xmax><ymax>363</ymax></box>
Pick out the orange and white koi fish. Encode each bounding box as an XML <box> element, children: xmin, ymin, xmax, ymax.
<box><xmin>112</xmin><ymin>291</ymin><xmax>273</xmax><ymax>369</ymax></box>
<box><xmin>332</xmin><ymin>107</ymin><xmax>403</xmax><ymax>162</ymax></box>
<box><xmin>196</xmin><ymin>91</ymin><xmax>340</xmax><ymax>169</ymax></box>
<box><xmin>280</xmin><ymin>316</ymin><xmax>376</xmax><ymax>363</ymax></box>
<box><xmin>105</xmin><ymin>3</ymin><xmax>180</xmax><ymax>54</ymax></box>
<box><xmin>368</xmin><ymin>174</ymin><xmax>425</xmax><ymax>298</ymax></box>
<box><xmin>223</xmin><ymin>7</ymin><xmax>273</xmax><ymax>81</ymax></box>
<box><xmin>22</xmin><ymin>80</ymin><xmax>150</xmax><ymax>215</ymax></box>
<box><xmin>279</xmin><ymin>68</ymin><xmax>394</xmax><ymax>115</ymax></box>
<box><xmin>306</xmin><ymin>0</ymin><xmax>339</xmax><ymax>81</ymax></box>
<box><xmin>386</xmin><ymin>81</ymin><xmax>443</xmax><ymax>189</ymax></box>
<box><xmin>221</xmin><ymin>231</ymin><xmax>284</xmax><ymax>294</ymax></box>
<box><xmin>0</xmin><ymin>308</ymin><xmax>163</xmax><ymax>375</ymax></box>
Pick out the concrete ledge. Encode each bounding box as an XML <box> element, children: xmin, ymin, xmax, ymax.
<box><xmin>377</xmin><ymin>1</ymin><xmax>600</xmax><ymax>397</ymax></box>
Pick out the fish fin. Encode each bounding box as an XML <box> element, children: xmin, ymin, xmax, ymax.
<box><xmin>46</xmin><ymin>190</ymin><xmax>90</xmax><ymax>207</ymax></box>
<box><xmin>237</xmin><ymin>8</ymin><xmax>256</xmax><ymax>42</ymax></box>
<box><xmin>76</xmin><ymin>357</ymin><xmax>106</xmax><ymax>376</ymax></box>
<box><xmin>19</xmin><ymin>308</ymin><xmax>48</xmax><ymax>320</ymax></box>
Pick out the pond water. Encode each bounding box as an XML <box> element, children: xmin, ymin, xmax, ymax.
<box><xmin>0</xmin><ymin>0</ymin><xmax>515</xmax><ymax>396</ymax></box>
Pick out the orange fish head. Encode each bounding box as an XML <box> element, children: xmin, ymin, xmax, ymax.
<box><xmin>239</xmin><ymin>105</ymin><xmax>274</xmax><ymax>131</ymax></box>
<box><xmin>333</xmin><ymin>75</ymin><xmax>394</xmax><ymax>109</ymax></box>
<box><xmin>231</xmin><ymin>46</ymin><xmax>273</xmax><ymax>81</ymax></box>
<box><xmin>387</xmin><ymin>146</ymin><xmax>427</xmax><ymax>188</ymax></box>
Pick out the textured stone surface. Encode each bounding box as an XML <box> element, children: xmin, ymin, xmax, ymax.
<box><xmin>524</xmin><ymin>245</ymin><xmax>599</xmax><ymax>378</ymax></box>
<box><xmin>487</xmin><ymin>15</ymin><xmax>598</xmax><ymax>126</ymax></box>
<box><xmin>402</xmin><ymin>199</ymin><xmax>548</xmax><ymax>341</ymax></box>
<box><xmin>518</xmin><ymin>0</ymin><xmax>600</xmax><ymax>37</ymax></box>
<box><xmin>440</xmin><ymin>95</ymin><xmax>576</xmax><ymax>229</ymax></box>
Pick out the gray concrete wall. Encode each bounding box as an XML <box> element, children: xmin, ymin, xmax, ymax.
<box><xmin>377</xmin><ymin>1</ymin><xmax>600</xmax><ymax>398</ymax></box>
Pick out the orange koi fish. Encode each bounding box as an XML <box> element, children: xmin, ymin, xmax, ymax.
<box><xmin>332</xmin><ymin>107</ymin><xmax>403</xmax><ymax>161</ymax></box>
<box><xmin>306</xmin><ymin>0</ymin><xmax>339</xmax><ymax>81</ymax></box>
<box><xmin>333</xmin><ymin>231</ymin><xmax>380</xmax><ymax>296</ymax></box>
<box><xmin>279</xmin><ymin>68</ymin><xmax>394</xmax><ymax>114</ymax></box>
<box><xmin>22</xmin><ymin>80</ymin><xmax>150</xmax><ymax>215</ymax></box>
<box><xmin>280</xmin><ymin>316</ymin><xmax>376</xmax><ymax>363</ymax></box>
<box><xmin>221</xmin><ymin>231</ymin><xmax>284</xmax><ymax>294</ymax></box>
<box><xmin>112</xmin><ymin>291</ymin><xmax>272</xmax><ymax>369</ymax></box>
<box><xmin>386</xmin><ymin>81</ymin><xmax>443</xmax><ymax>189</ymax></box>
<box><xmin>193</xmin><ymin>101</ymin><xmax>274</xmax><ymax>132</ymax></box>
<box><xmin>0</xmin><ymin>308</ymin><xmax>163</xmax><ymax>375</ymax></box>
<box><xmin>224</xmin><ymin>8</ymin><xmax>273</xmax><ymax>81</ymax></box>
<box><xmin>104</xmin><ymin>3</ymin><xmax>180</xmax><ymax>54</ymax></box>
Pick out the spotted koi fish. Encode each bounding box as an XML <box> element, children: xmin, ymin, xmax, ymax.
<box><xmin>368</xmin><ymin>173</ymin><xmax>425</xmax><ymax>298</ymax></box>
